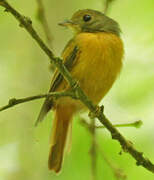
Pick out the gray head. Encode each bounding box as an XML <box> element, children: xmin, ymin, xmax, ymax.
<box><xmin>59</xmin><ymin>9</ymin><xmax>121</xmax><ymax>36</ymax></box>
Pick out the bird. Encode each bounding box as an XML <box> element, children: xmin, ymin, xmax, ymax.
<box><xmin>35</xmin><ymin>9</ymin><xmax>124</xmax><ymax>173</ymax></box>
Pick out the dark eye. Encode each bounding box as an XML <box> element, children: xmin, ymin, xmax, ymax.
<box><xmin>83</xmin><ymin>14</ymin><xmax>91</xmax><ymax>22</ymax></box>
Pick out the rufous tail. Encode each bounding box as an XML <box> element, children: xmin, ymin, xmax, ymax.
<box><xmin>48</xmin><ymin>105</ymin><xmax>74</xmax><ymax>173</ymax></box>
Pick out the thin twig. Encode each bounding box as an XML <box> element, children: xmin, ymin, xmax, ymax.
<box><xmin>98</xmin><ymin>144</ymin><xmax>127</xmax><ymax>180</ymax></box>
<box><xmin>36</xmin><ymin>0</ymin><xmax>53</xmax><ymax>47</ymax></box>
<box><xmin>104</xmin><ymin>0</ymin><xmax>115</xmax><ymax>14</ymax></box>
<box><xmin>0</xmin><ymin>0</ymin><xmax>154</xmax><ymax>173</ymax></box>
<box><xmin>81</xmin><ymin>118</ymin><xmax>127</xmax><ymax>180</ymax></box>
<box><xmin>80</xmin><ymin>119</ymin><xmax>143</xmax><ymax>129</ymax></box>
<box><xmin>96</xmin><ymin>120</ymin><xmax>142</xmax><ymax>129</ymax></box>
<box><xmin>90</xmin><ymin>118</ymin><xmax>97</xmax><ymax>180</ymax></box>
<box><xmin>0</xmin><ymin>90</ymin><xmax>76</xmax><ymax>112</ymax></box>
<box><xmin>36</xmin><ymin>0</ymin><xmax>55</xmax><ymax>72</ymax></box>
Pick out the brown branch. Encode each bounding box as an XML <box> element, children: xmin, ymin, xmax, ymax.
<box><xmin>0</xmin><ymin>0</ymin><xmax>154</xmax><ymax>174</ymax></box>
<box><xmin>0</xmin><ymin>90</ymin><xmax>75</xmax><ymax>112</ymax></box>
<box><xmin>36</xmin><ymin>0</ymin><xmax>53</xmax><ymax>47</ymax></box>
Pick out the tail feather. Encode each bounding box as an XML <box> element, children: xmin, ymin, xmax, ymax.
<box><xmin>35</xmin><ymin>98</ymin><xmax>53</xmax><ymax>126</ymax></box>
<box><xmin>48</xmin><ymin>106</ymin><xmax>74</xmax><ymax>173</ymax></box>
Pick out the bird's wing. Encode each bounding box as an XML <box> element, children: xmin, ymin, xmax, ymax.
<box><xmin>35</xmin><ymin>40</ymin><xmax>79</xmax><ymax>126</ymax></box>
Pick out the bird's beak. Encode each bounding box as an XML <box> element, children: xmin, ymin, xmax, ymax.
<box><xmin>58</xmin><ymin>19</ymin><xmax>76</xmax><ymax>27</ymax></box>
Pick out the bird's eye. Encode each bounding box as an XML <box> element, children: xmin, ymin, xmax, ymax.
<box><xmin>83</xmin><ymin>14</ymin><xmax>92</xmax><ymax>22</ymax></box>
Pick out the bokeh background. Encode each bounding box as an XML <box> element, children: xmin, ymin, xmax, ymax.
<box><xmin>0</xmin><ymin>0</ymin><xmax>154</xmax><ymax>179</ymax></box>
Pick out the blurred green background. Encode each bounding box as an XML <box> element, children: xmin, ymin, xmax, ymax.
<box><xmin>0</xmin><ymin>0</ymin><xmax>154</xmax><ymax>179</ymax></box>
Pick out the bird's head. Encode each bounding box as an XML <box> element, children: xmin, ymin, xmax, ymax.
<box><xmin>59</xmin><ymin>9</ymin><xmax>121</xmax><ymax>36</ymax></box>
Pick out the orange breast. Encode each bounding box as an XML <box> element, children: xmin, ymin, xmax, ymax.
<box><xmin>57</xmin><ymin>32</ymin><xmax>124</xmax><ymax>108</ymax></box>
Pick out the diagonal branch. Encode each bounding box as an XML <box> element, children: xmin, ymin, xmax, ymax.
<box><xmin>0</xmin><ymin>0</ymin><xmax>154</xmax><ymax>173</ymax></box>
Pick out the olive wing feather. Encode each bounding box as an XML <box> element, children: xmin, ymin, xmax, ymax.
<box><xmin>35</xmin><ymin>44</ymin><xmax>78</xmax><ymax>126</ymax></box>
